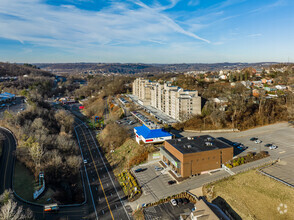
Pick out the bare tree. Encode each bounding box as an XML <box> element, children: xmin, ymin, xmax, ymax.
<box><xmin>0</xmin><ymin>190</ymin><xmax>33</xmax><ymax>220</ymax></box>
<box><xmin>29</xmin><ymin>142</ymin><xmax>44</xmax><ymax>169</ymax></box>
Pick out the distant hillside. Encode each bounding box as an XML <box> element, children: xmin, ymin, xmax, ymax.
<box><xmin>37</xmin><ymin>63</ymin><xmax>163</xmax><ymax>74</ymax></box>
<box><xmin>36</xmin><ymin>62</ymin><xmax>277</xmax><ymax>75</ymax></box>
<box><xmin>0</xmin><ymin>62</ymin><xmax>54</xmax><ymax>77</ymax></box>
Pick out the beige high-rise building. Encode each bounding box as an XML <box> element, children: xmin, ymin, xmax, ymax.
<box><xmin>132</xmin><ymin>78</ymin><xmax>154</xmax><ymax>105</ymax></box>
<box><xmin>132</xmin><ymin>78</ymin><xmax>201</xmax><ymax>121</ymax></box>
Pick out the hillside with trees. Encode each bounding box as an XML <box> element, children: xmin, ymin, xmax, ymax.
<box><xmin>0</xmin><ymin>62</ymin><xmax>53</xmax><ymax>77</ymax></box>
<box><xmin>173</xmin><ymin>67</ymin><xmax>294</xmax><ymax>131</ymax></box>
<box><xmin>37</xmin><ymin>62</ymin><xmax>277</xmax><ymax>75</ymax></box>
<box><xmin>1</xmin><ymin>99</ymin><xmax>83</xmax><ymax>204</ymax></box>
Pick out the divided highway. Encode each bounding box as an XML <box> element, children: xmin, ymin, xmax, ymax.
<box><xmin>74</xmin><ymin>118</ymin><xmax>132</xmax><ymax>220</ymax></box>
<box><xmin>0</xmin><ymin>118</ymin><xmax>132</xmax><ymax>219</ymax></box>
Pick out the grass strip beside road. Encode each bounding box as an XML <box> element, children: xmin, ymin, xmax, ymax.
<box><xmin>13</xmin><ymin>160</ymin><xmax>55</xmax><ymax>204</ymax></box>
<box><xmin>203</xmin><ymin>169</ymin><xmax>294</xmax><ymax>220</ymax></box>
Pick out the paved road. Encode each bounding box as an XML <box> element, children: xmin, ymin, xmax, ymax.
<box><xmin>0</xmin><ymin>120</ymin><xmax>132</xmax><ymax>219</ymax></box>
<box><xmin>0</xmin><ymin>127</ymin><xmax>92</xmax><ymax>219</ymax></box>
<box><xmin>74</xmin><ymin>118</ymin><xmax>132</xmax><ymax>220</ymax></box>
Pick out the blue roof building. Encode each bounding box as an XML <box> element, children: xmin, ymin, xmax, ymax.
<box><xmin>134</xmin><ymin>124</ymin><xmax>172</xmax><ymax>144</ymax></box>
<box><xmin>0</xmin><ymin>92</ymin><xmax>15</xmax><ymax>103</ymax></box>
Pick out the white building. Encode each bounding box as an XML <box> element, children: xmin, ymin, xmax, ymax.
<box><xmin>133</xmin><ymin>78</ymin><xmax>202</xmax><ymax>121</ymax></box>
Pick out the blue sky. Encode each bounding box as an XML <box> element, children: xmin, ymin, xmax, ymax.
<box><xmin>0</xmin><ymin>0</ymin><xmax>293</xmax><ymax>63</ymax></box>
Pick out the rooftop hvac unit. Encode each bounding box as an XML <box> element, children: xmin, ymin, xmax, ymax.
<box><xmin>205</xmin><ymin>142</ymin><xmax>212</xmax><ymax>146</ymax></box>
<box><xmin>178</xmin><ymin>139</ymin><xmax>181</xmax><ymax>142</ymax></box>
<box><xmin>187</xmin><ymin>145</ymin><xmax>192</xmax><ymax>148</ymax></box>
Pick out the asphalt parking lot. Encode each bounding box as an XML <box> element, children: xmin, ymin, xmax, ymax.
<box><xmin>132</xmin><ymin>163</ymin><xmax>175</xmax><ymax>199</ymax></box>
<box><xmin>261</xmin><ymin>157</ymin><xmax>294</xmax><ymax>186</ymax></box>
<box><xmin>0</xmin><ymin>97</ymin><xmax>27</xmax><ymax>118</ymax></box>
<box><xmin>117</xmin><ymin>115</ymin><xmax>141</xmax><ymax>134</ymax></box>
<box><xmin>180</xmin><ymin>123</ymin><xmax>294</xmax><ymax>160</ymax></box>
<box><xmin>129</xmin><ymin>123</ymin><xmax>294</xmax><ymax>209</ymax></box>
<box><xmin>144</xmin><ymin>201</ymin><xmax>194</xmax><ymax>220</ymax></box>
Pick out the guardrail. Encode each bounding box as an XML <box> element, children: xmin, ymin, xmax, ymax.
<box><xmin>184</xmin><ymin>128</ymin><xmax>240</xmax><ymax>133</ymax></box>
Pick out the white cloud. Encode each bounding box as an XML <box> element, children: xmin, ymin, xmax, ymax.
<box><xmin>248</xmin><ymin>33</ymin><xmax>262</xmax><ymax>38</ymax></box>
<box><xmin>0</xmin><ymin>0</ymin><xmax>210</xmax><ymax>52</ymax></box>
<box><xmin>188</xmin><ymin>0</ymin><xmax>200</xmax><ymax>6</ymax></box>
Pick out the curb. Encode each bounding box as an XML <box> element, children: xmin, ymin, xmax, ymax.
<box><xmin>0</xmin><ymin>126</ymin><xmax>87</xmax><ymax>208</ymax></box>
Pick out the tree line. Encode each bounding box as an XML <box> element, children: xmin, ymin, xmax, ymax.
<box><xmin>1</xmin><ymin>100</ymin><xmax>83</xmax><ymax>204</ymax></box>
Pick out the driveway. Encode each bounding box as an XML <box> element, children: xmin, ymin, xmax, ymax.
<box><xmin>144</xmin><ymin>201</ymin><xmax>194</xmax><ymax>220</ymax></box>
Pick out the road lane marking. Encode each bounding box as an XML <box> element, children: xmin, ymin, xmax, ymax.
<box><xmin>74</xmin><ymin>127</ymin><xmax>98</xmax><ymax>220</ymax></box>
<box><xmin>75</xmin><ymin>117</ymin><xmax>131</xmax><ymax>220</ymax></box>
<box><xmin>79</xmin><ymin>126</ymin><xmax>114</xmax><ymax>220</ymax></box>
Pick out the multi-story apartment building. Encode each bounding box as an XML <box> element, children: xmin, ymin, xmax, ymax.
<box><xmin>132</xmin><ymin>78</ymin><xmax>154</xmax><ymax>105</ymax></box>
<box><xmin>132</xmin><ymin>78</ymin><xmax>202</xmax><ymax>121</ymax></box>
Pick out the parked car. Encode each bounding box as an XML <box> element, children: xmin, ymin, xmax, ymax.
<box><xmin>255</xmin><ymin>139</ymin><xmax>262</xmax><ymax>144</ymax></box>
<box><xmin>134</xmin><ymin>168</ymin><xmax>146</xmax><ymax>173</ymax></box>
<box><xmin>183</xmin><ymin>198</ymin><xmax>189</xmax><ymax>204</ymax></box>
<box><xmin>170</xmin><ymin>199</ymin><xmax>177</xmax><ymax>206</ymax></box>
<box><xmin>168</xmin><ymin>180</ymin><xmax>176</xmax><ymax>185</ymax></box>
<box><xmin>176</xmin><ymin>198</ymin><xmax>183</xmax><ymax>204</ymax></box>
<box><xmin>264</xmin><ymin>144</ymin><xmax>272</xmax><ymax>147</ymax></box>
<box><xmin>269</xmin><ymin>145</ymin><xmax>278</xmax><ymax>150</ymax></box>
<box><xmin>250</xmin><ymin>137</ymin><xmax>258</xmax><ymax>141</ymax></box>
<box><xmin>155</xmin><ymin>166</ymin><xmax>163</xmax><ymax>171</ymax></box>
<box><xmin>83</xmin><ymin>159</ymin><xmax>87</xmax><ymax>164</ymax></box>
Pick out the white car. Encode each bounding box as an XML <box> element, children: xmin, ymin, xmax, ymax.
<box><xmin>84</xmin><ymin>159</ymin><xmax>88</xmax><ymax>164</ymax></box>
<box><xmin>255</xmin><ymin>139</ymin><xmax>262</xmax><ymax>144</ymax></box>
<box><xmin>155</xmin><ymin>166</ymin><xmax>163</xmax><ymax>171</ymax></box>
<box><xmin>269</xmin><ymin>145</ymin><xmax>278</xmax><ymax>150</ymax></box>
<box><xmin>170</xmin><ymin>199</ymin><xmax>177</xmax><ymax>206</ymax></box>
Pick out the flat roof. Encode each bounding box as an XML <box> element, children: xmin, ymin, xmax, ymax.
<box><xmin>166</xmin><ymin>135</ymin><xmax>232</xmax><ymax>154</ymax></box>
<box><xmin>134</xmin><ymin>125</ymin><xmax>172</xmax><ymax>139</ymax></box>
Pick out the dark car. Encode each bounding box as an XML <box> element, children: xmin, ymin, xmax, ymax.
<box><xmin>176</xmin><ymin>198</ymin><xmax>183</xmax><ymax>204</ymax></box>
<box><xmin>264</xmin><ymin>143</ymin><xmax>272</xmax><ymax>147</ymax></box>
<box><xmin>168</xmin><ymin>180</ymin><xmax>176</xmax><ymax>185</ymax></box>
<box><xmin>183</xmin><ymin>198</ymin><xmax>189</xmax><ymax>204</ymax></box>
<box><xmin>250</xmin><ymin>137</ymin><xmax>258</xmax><ymax>141</ymax></box>
<box><xmin>134</xmin><ymin>168</ymin><xmax>146</xmax><ymax>173</ymax></box>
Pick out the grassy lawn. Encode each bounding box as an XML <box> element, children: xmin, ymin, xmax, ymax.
<box><xmin>203</xmin><ymin>169</ymin><xmax>294</xmax><ymax>220</ymax></box>
<box><xmin>13</xmin><ymin>160</ymin><xmax>54</xmax><ymax>204</ymax></box>
<box><xmin>105</xmin><ymin>138</ymin><xmax>143</xmax><ymax>175</ymax></box>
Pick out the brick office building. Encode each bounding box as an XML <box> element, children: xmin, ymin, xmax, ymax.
<box><xmin>160</xmin><ymin>135</ymin><xmax>233</xmax><ymax>178</ymax></box>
